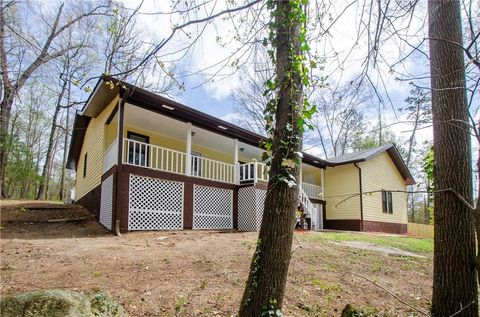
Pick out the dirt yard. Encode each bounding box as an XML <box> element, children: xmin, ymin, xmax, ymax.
<box><xmin>1</xmin><ymin>201</ymin><xmax>432</xmax><ymax>316</ymax></box>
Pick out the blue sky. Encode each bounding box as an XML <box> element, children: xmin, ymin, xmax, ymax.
<box><xmin>178</xmin><ymin>77</ymin><xmax>236</xmax><ymax>119</ymax></box>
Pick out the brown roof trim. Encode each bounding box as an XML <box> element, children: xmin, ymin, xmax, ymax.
<box><xmin>66</xmin><ymin>113</ymin><xmax>91</xmax><ymax>170</ymax></box>
<box><xmin>385</xmin><ymin>146</ymin><xmax>416</xmax><ymax>185</ymax></box>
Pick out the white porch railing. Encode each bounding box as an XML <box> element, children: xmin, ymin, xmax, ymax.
<box><xmin>191</xmin><ymin>155</ymin><xmax>235</xmax><ymax>183</ymax></box>
<box><xmin>108</xmin><ymin>139</ymin><xmax>325</xmax><ymax>196</ymax></box>
<box><xmin>302</xmin><ymin>182</ymin><xmax>323</xmax><ymax>199</ymax></box>
<box><xmin>103</xmin><ymin>139</ymin><xmax>118</xmax><ymax>173</ymax></box>
<box><xmin>299</xmin><ymin>187</ymin><xmax>316</xmax><ymax>217</ymax></box>
<box><xmin>123</xmin><ymin>139</ymin><xmax>186</xmax><ymax>174</ymax></box>
<box><xmin>239</xmin><ymin>161</ymin><xmax>269</xmax><ymax>183</ymax></box>
<box><xmin>121</xmin><ymin>139</ymin><xmax>234</xmax><ymax>183</ymax></box>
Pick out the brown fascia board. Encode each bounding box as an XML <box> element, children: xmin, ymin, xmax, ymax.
<box><xmin>385</xmin><ymin>147</ymin><xmax>416</xmax><ymax>185</ymax></box>
<box><xmin>66</xmin><ymin>113</ymin><xmax>91</xmax><ymax>170</ymax></box>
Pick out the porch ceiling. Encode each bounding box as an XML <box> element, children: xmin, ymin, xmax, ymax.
<box><xmin>123</xmin><ymin>103</ymin><xmax>263</xmax><ymax>160</ymax></box>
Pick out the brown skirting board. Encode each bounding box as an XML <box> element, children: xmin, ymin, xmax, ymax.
<box><xmin>76</xmin><ymin>184</ymin><xmax>102</xmax><ymax>219</ymax></box>
<box><xmin>324</xmin><ymin>219</ymin><xmax>362</xmax><ymax>231</ymax></box>
<box><xmin>324</xmin><ymin>219</ymin><xmax>407</xmax><ymax>234</ymax></box>
<box><xmin>362</xmin><ymin>220</ymin><xmax>407</xmax><ymax>234</ymax></box>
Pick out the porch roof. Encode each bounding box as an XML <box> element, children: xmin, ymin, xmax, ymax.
<box><xmin>67</xmin><ymin>75</ymin><xmax>330</xmax><ymax>170</ymax></box>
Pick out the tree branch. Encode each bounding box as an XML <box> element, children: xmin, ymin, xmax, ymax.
<box><xmin>85</xmin><ymin>0</ymin><xmax>263</xmax><ymax>85</ymax></box>
<box><xmin>345</xmin><ymin>271</ymin><xmax>430</xmax><ymax>316</ymax></box>
<box><xmin>330</xmin><ymin>188</ymin><xmax>475</xmax><ymax>210</ymax></box>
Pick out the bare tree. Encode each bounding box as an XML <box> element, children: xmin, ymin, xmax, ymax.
<box><xmin>231</xmin><ymin>50</ymin><xmax>273</xmax><ymax>135</ymax></box>
<box><xmin>0</xmin><ymin>0</ymin><xmax>109</xmax><ymax>197</ymax></box>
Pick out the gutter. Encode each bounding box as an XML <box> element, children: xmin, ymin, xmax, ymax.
<box><xmin>354</xmin><ymin>163</ymin><xmax>364</xmax><ymax>231</ymax></box>
<box><xmin>114</xmin><ymin>87</ymin><xmax>131</xmax><ymax>237</ymax></box>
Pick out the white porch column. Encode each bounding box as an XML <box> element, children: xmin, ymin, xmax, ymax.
<box><xmin>253</xmin><ymin>159</ymin><xmax>258</xmax><ymax>185</ymax></box>
<box><xmin>186</xmin><ymin>123</ymin><xmax>192</xmax><ymax>176</ymax></box>
<box><xmin>233</xmin><ymin>139</ymin><xmax>239</xmax><ymax>185</ymax></box>
<box><xmin>320</xmin><ymin>168</ymin><xmax>325</xmax><ymax>197</ymax></box>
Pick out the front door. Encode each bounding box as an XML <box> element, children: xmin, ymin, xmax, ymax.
<box><xmin>192</xmin><ymin>151</ymin><xmax>202</xmax><ymax>177</ymax></box>
<box><xmin>127</xmin><ymin>131</ymin><xmax>149</xmax><ymax>167</ymax></box>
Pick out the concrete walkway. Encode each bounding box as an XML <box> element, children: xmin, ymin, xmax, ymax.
<box><xmin>339</xmin><ymin>241</ymin><xmax>425</xmax><ymax>258</ymax></box>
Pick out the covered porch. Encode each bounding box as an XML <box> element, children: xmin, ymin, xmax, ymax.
<box><xmin>102</xmin><ymin>102</ymin><xmax>325</xmax><ymax>198</ymax></box>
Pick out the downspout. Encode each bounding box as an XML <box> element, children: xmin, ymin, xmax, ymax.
<box><xmin>354</xmin><ymin>163</ymin><xmax>364</xmax><ymax>231</ymax></box>
<box><xmin>114</xmin><ymin>87</ymin><xmax>130</xmax><ymax>237</ymax></box>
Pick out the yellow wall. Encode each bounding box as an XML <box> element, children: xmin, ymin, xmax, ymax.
<box><xmin>360</xmin><ymin>152</ymin><xmax>408</xmax><ymax>224</ymax></box>
<box><xmin>105</xmin><ymin>121</ymin><xmax>117</xmax><ymax>149</ymax></box>
<box><xmin>324</xmin><ymin>164</ymin><xmax>360</xmax><ymax>219</ymax></box>
<box><xmin>302</xmin><ymin>167</ymin><xmax>321</xmax><ymax>186</ymax></box>
<box><xmin>76</xmin><ymin>96</ymin><xmax>119</xmax><ymax>200</ymax></box>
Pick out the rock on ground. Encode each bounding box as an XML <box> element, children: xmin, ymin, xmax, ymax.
<box><xmin>0</xmin><ymin>289</ymin><xmax>126</xmax><ymax>317</ymax></box>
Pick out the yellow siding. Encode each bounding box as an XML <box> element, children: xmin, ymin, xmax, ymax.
<box><xmin>105</xmin><ymin>121</ymin><xmax>118</xmax><ymax>149</ymax></box>
<box><xmin>76</xmin><ymin>96</ymin><xmax>119</xmax><ymax>200</ymax></box>
<box><xmin>360</xmin><ymin>152</ymin><xmax>408</xmax><ymax>224</ymax></box>
<box><xmin>302</xmin><ymin>169</ymin><xmax>321</xmax><ymax>186</ymax></box>
<box><xmin>324</xmin><ymin>164</ymin><xmax>360</xmax><ymax>219</ymax></box>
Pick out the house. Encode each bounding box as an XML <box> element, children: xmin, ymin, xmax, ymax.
<box><xmin>66</xmin><ymin>75</ymin><xmax>414</xmax><ymax>234</ymax></box>
<box><xmin>324</xmin><ymin>145</ymin><xmax>415</xmax><ymax>234</ymax></box>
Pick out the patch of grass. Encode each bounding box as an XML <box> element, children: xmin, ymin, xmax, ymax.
<box><xmin>91</xmin><ymin>271</ymin><xmax>102</xmax><ymax>278</ymax></box>
<box><xmin>297</xmin><ymin>302</ymin><xmax>327</xmax><ymax>316</ymax></box>
<box><xmin>370</xmin><ymin>260</ymin><xmax>384</xmax><ymax>273</ymax></box>
<box><xmin>304</xmin><ymin>232</ymin><xmax>433</xmax><ymax>253</ymax></box>
<box><xmin>174</xmin><ymin>295</ymin><xmax>185</xmax><ymax>316</ymax></box>
<box><xmin>311</xmin><ymin>278</ymin><xmax>342</xmax><ymax>293</ymax></box>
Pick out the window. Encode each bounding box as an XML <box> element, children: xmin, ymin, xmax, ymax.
<box><xmin>83</xmin><ymin>153</ymin><xmax>88</xmax><ymax>178</ymax></box>
<box><xmin>127</xmin><ymin>131</ymin><xmax>149</xmax><ymax>167</ymax></box>
<box><xmin>382</xmin><ymin>190</ymin><xmax>393</xmax><ymax>214</ymax></box>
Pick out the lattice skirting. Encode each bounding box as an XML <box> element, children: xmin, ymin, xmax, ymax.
<box><xmin>193</xmin><ymin>185</ymin><xmax>233</xmax><ymax>229</ymax></box>
<box><xmin>128</xmin><ymin>174</ymin><xmax>184</xmax><ymax>230</ymax></box>
<box><xmin>99</xmin><ymin>175</ymin><xmax>114</xmax><ymax>230</ymax></box>
<box><xmin>238</xmin><ymin>186</ymin><xmax>266</xmax><ymax>231</ymax></box>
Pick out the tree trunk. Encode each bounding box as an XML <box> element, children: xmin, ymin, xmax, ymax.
<box><xmin>475</xmin><ymin>152</ymin><xmax>480</xmax><ymax>279</ymax></box>
<box><xmin>59</xmin><ymin>106</ymin><xmax>70</xmax><ymax>201</ymax></box>
<box><xmin>0</xmin><ymin>90</ymin><xmax>14</xmax><ymax>198</ymax></box>
<box><xmin>428</xmin><ymin>1</ymin><xmax>478</xmax><ymax>315</ymax></box>
<box><xmin>238</xmin><ymin>1</ymin><xmax>304</xmax><ymax>315</ymax></box>
<box><xmin>36</xmin><ymin>80</ymin><xmax>67</xmax><ymax>200</ymax></box>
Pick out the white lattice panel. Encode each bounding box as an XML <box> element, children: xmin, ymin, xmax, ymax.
<box><xmin>238</xmin><ymin>186</ymin><xmax>266</xmax><ymax>231</ymax></box>
<box><xmin>128</xmin><ymin>175</ymin><xmax>183</xmax><ymax>230</ymax></box>
<box><xmin>100</xmin><ymin>175</ymin><xmax>114</xmax><ymax>230</ymax></box>
<box><xmin>193</xmin><ymin>185</ymin><xmax>233</xmax><ymax>229</ymax></box>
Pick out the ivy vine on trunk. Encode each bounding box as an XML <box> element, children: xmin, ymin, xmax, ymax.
<box><xmin>238</xmin><ymin>0</ymin><xmax>316</xmax><ymax>316</ymax></box>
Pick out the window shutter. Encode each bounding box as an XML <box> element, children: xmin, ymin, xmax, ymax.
<box><xmin>83</xmin><ymin>153</ymin><xmax>88</xmax><ymax>178</ymax></box>
<box><xmin>382</xmin><ymin>190</ymin><xmax>387</xmax><ymax>213</ymax></box>
<box><xmin>388</xmin><ymin>191</ymin><xmax>393</xmax><ymax>213</ymax></box>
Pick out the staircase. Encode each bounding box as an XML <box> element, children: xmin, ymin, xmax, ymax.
<box><xmin>299</xmin><ymin>187</ymin><xmax>316</xmax><ymax>218</ymax></box>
